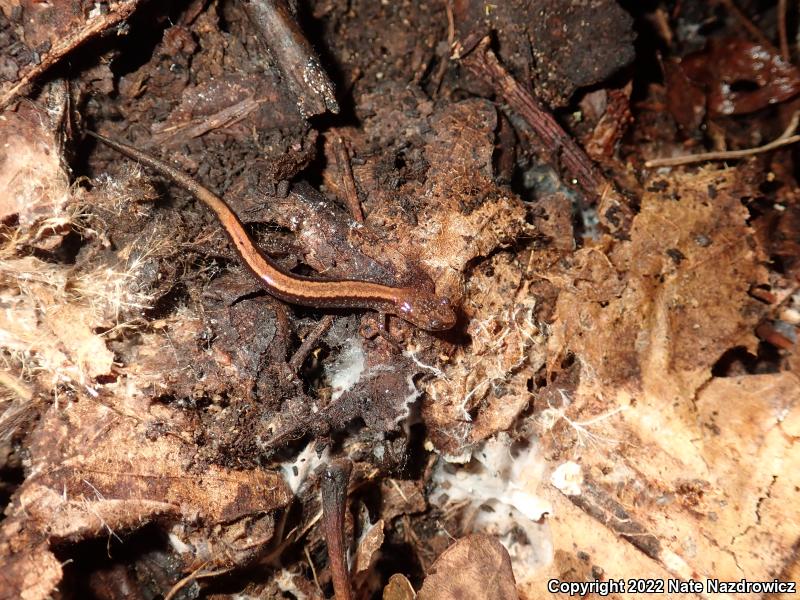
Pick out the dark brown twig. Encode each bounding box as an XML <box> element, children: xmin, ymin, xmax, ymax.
<box><xmin>149</xmin><ymin>96</ymin><xmax>267</xmax><ymax>146</ymax></box>
<box><xmin>460</xmin><ymin>37</ymin><xmax>604</xmax><ymax>201</ymax></box>
<box><xmin>331</xmin><ymin>137</ymin><xmax>365</xmax><ymax>222</ymax></box>
<box><xmin>289</xmin><ymin>315</ymin><xmax>334</xmax><ymax>373</ymax></box>
<box><xmin>321</xmin><ymin>459</ymin><xmax>353</xmax><ymax>600</ymax></box>
<box><xmin>459</xmin><ymin>36</ymin><xmax>632</xmax><ymax>235</ymax></box>
<box><xmin>778</xmin><ymin>0</ymin><xmax>791</xmax><ymax>62</ymax></box>
<box><xmin>244</xmin><ymin>0</ymin><xmax>339</xmax><ymax>117</ymax></box>
<box><xmin>430</xmin><ymin>0</ymin><xmax>456</xmax><ymax>94</ymax></box>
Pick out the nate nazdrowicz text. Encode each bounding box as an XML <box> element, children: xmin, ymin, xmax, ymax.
<box><xmin>548</xmin><ymin>578</ymin><xmax>796</xmax><ymax>595</ymax></box>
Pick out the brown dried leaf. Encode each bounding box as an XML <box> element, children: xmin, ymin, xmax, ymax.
<box><xmin>681</xmin><ymin>39</ymin><xmax>800</xmax><ymax>116</ymax></box>
<box><xmin>353</xmin><ymin>518</ymin><xmax>384</xmax><ymax>575</ymax></box>
<box><xmin>383</xmin><ymin>573</ymin><xmax>416</xmax><ymax>600</ymax></box>
<box><xmin>0</xmin><ymin>531</ymin><xmax>61</xmax><ymax>600</ymax></box>
<box><xmin>8</xmin><ymin>398</ymin><xmax>291</xmax><ymax>542</ymax></box>
<box><xmin>551</xmin><ymin>167</ymin><xmax>768</xmax><ymax>406</ymax></box>
<box><xmin>380</xmin><ymin>479</ymin><xmax>426</xmax><ymax>522</ymax></box>
<box><xmin>417</xmin><ymin>534</ymin><xmax>518</xmax><ymax>600</ymax></box>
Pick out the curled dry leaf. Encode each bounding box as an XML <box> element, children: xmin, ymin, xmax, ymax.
<box><xmin>354</xmin><ymin>518</ymin><xmax>385</xmax><ymax>576</ymax></box>
<box><xmin>383</xmin><ymin>573</ymin><xmax>416</xmax><ymax>600</ymax></box>
<box><xmin>8</xmin><ymin>399</ymin><xmax>292</xmax><ymax>542</ymax></box>
<box><xmin>417</xmin><ymin>534</ymin><xmax>519</xmax><ymax>600</ymax></box>
<box><xmin>668</xmin><ymin>38</ymin><xmax>800</xmax><ymax>122</ymax></box>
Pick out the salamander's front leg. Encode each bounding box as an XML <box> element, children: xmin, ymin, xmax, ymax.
<box><xmin>360</xmin><ymin>312</ymin><xmax>401</xmax><ymax>348</ymax></box>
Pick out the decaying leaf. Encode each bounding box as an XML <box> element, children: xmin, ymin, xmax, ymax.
<box><xmin>383</xmin><ymin>573</ymin><xmax>416</xmax><ymax>600</ymax></box>
<box><xmin>551</xmin><ymin>167</ymin><xmax>768</xmax><ymax>413</ymax></box>
<box><xmin>0</xmin><ymin>532</ymin><xmax>62</xmax><ymax>600</ymax></box>
<box><xmin>417</xmin><ymin>534</ymin><xmax>519</xmax><ymax>600</ymax></box>
<box><xmin>354</xmin><ymin>518</ymin><xmax>385</xmax><ymax>576</ymax></box>
<box><xmin>525</xmin><ymin>166</ymin><xmax>798</xmax><ymax>595</ymax></box>
<box><xmin>8</xmin><ymin>398</ymin><xmax>291</xmax><ymax>541</ymax></box>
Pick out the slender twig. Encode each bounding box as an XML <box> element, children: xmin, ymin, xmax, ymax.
<box><xmin>332</xmin><ymin>137</ymin><xmax>364</xmax><ymax>223</ymax></box>
<box><xmin>645</xmin><ymin>112</ymin><xmax>800</xmax><ymax>167</ymax></box>
<box><xmin>458</xmin><ymin>35</ymin><xmax>633</xmax><ymax>235</ymax></box>
<box><xmin>305</xmin><ymin>545</ymin><xmax>321</xmax><ymax>592</ymax></box>
<box><xmin>289</xmin><ymin>315</ymin><xmax>334</xmax><ymax>373</ymax></box>
<box><xmin>320</xmin><ymin>459</ymin><xmax>353</xmax><ymax>600</ymax></box>
<box><xmin>431</xmin><ymin>0</ymin><xmax>456</xmax><ymax>94</ymax></box>
<box><xmin>460</xmin><ymin>37</ymin><xmax>605</xmax><ymax>200</ymax></box>
<box><xmin>148</xmin><ymin>96</ymin><xmax>267</xmax><ymax>146</ymax></box>
<box><xmin>163</xmin><ymin>563</ymin><xmax>232</xmax><ymax>600</ymax></box>
<box><xmin>778</xmin><ymin>0</ymin><xmax>791</xmax><ymax>62</ymax></box>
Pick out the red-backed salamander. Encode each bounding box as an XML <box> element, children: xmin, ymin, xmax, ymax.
<box><xmin>88</xmin><ymin>131</ymin><xmax>457</xmax><ymax>331</ymax></box>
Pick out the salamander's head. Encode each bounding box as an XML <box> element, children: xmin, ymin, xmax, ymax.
<box><xmin>396</xmin><ymin>290</ymin><xmax>457</xmax><ymax>331</ymax></box>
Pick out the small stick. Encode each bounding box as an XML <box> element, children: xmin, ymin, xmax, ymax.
<box><xmin>778</xmin><ymin>0</ymin><xmax>790</xmax><ymax>62</ymax></box>
<box><xmin>645</xmin><ymin>112</ymin><xmax>800</xmax><ymax>168</ymax></box>
<box><xmin>289</xmin><ymin>315</ymin><xmax>334</xmax><ymax>373</ymax></box>
<box><xmin>244</xmin><ymin>0</ymin><xmax>338</xmax><ymax>117</ymax></box>
<box><xmin>320</xmin><ymin>459</ymin><xmax>353</xmax><ymax>600</ymax></box>
<box><xmin>148</xmin><ymin>96</ymin><xmax>266</xmax><ymax>146</ymax></box>
<box><xmin>459</xmin><ymin>37</ymin><xmax>607</xmax><ymax>202</ymax></box>
<box><xmin>305</xmin><ymin>545</ymin><xmax>321</xmax><ymax>592</ymax></box>
<box><xmin>458</xmin><ymin>36</ymin><xmax>633</xmax><ymax>235</ymax></box>
<box><xmin>163</xmin><ymin>563</ymin><xmax>232</xmax><ymax>600</ymax></box>
<box><xmin>332</xmin><ymin>137</ymin><xmax>365</xmax><ymax>222</ymax></box>
<box><xmin>430</xmin><ymin>0</ymin><xmax>456</xmax><ymax>94</ymax></box>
